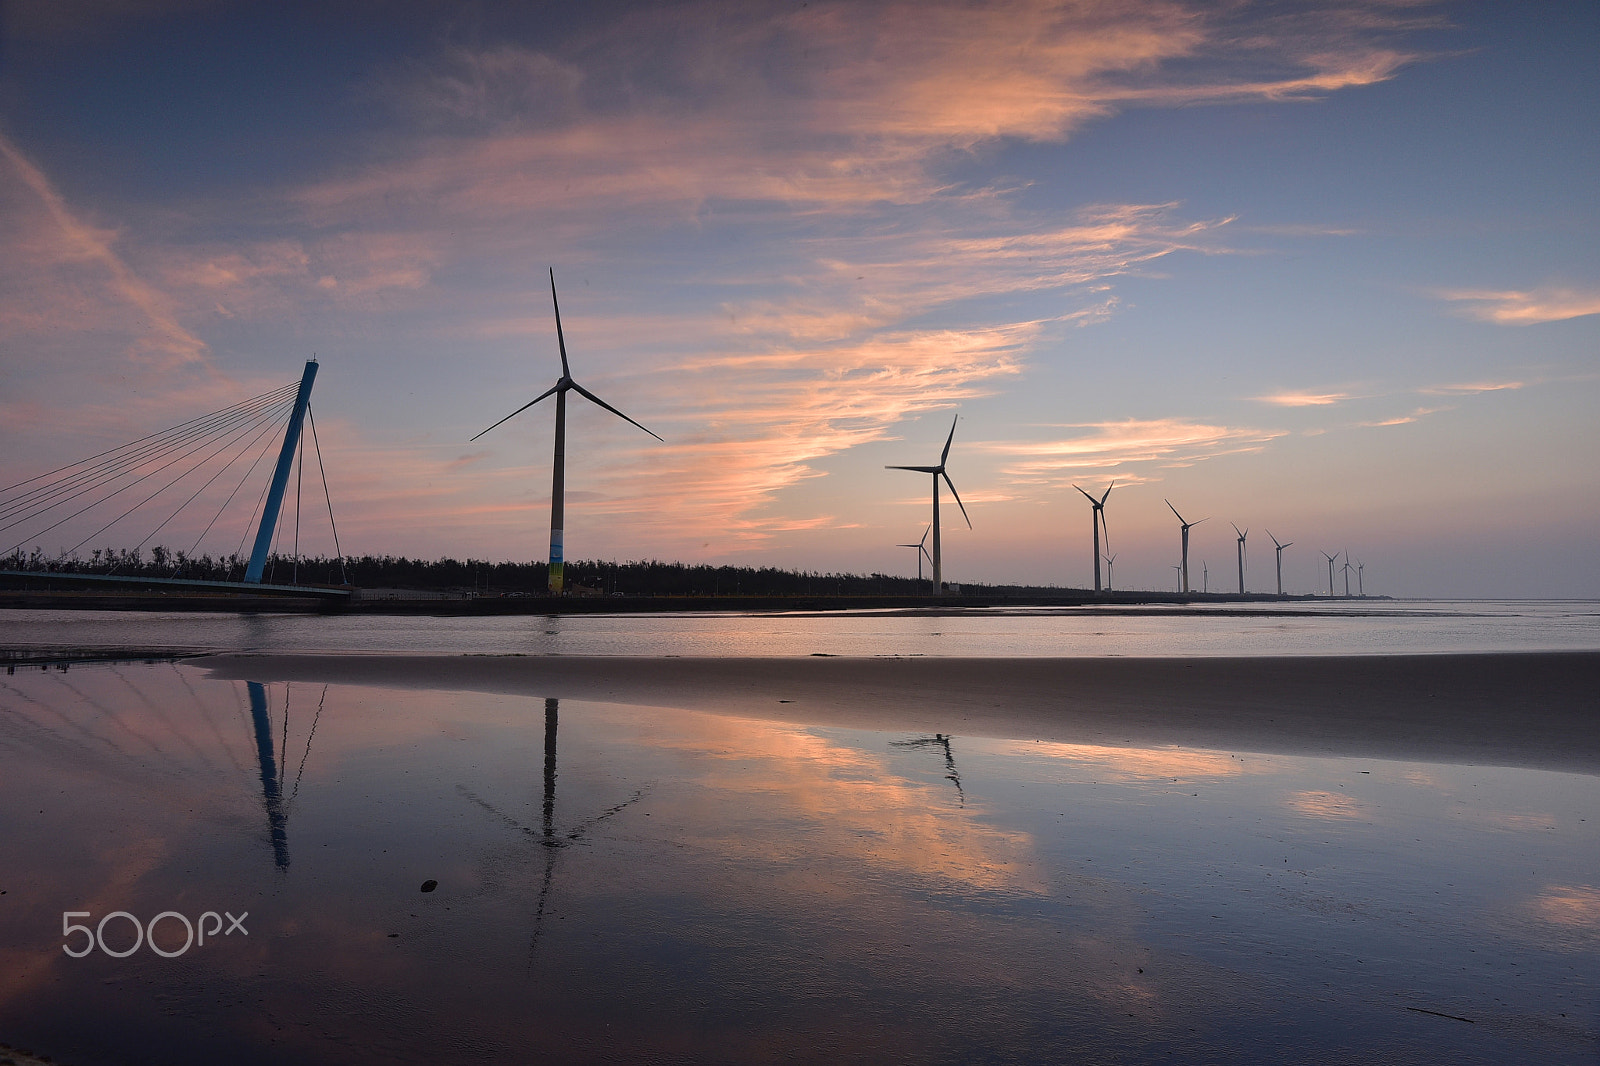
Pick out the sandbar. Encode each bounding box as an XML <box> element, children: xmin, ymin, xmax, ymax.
<box><xmin>200</xmin><ymin>650</ymin><xmax>1600</xmax><ymax>775</ymax></box>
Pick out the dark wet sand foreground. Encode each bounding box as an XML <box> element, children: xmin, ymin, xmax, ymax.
<box><xmin>202</xmin><ymin>650</ymin><xmax>1600</xmax><ymax>775</ymax></box>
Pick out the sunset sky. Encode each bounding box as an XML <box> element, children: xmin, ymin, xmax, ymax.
<box><xmin>1</xmin><ymin>0</ymin><xmax>1595</xmax><ymax>597</ymax></box>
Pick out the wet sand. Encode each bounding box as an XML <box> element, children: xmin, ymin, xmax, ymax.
<box><xmin>200</xmin><ymin>650</ymin><xmax>1600</xmax><ymax>775</ymax></box>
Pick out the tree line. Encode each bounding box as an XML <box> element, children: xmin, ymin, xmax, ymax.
<box><xmin>2</xmin><ymin>546</ymin><xmax>1069</xmax><ymax>597</ymax></box>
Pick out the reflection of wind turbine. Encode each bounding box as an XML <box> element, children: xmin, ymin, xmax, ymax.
<box><xmin>891</xmin><ymin>733</ymin><xmax>965</xmax><ymax>807</ymax></box>
<box><xmin>1322</xmin><ymin>550</ymin><xmax>1339</xmax><ymax>597</ymax></box>
<box><xmin>886</xmin><ymin>416</ymin><xmax>970</xmax><ymax>595</ymax></box>
<box><xmin>1233</xmin><ymin>523</ymin><xmax>1248</xmax><ymax>594</ymax></box>
<box><xmin>1073</xmin><ymin>481</ymin><xmax>1114</xmax><ymax>593</ymax></box>
<box><xmin>470</xmin><ymin>269</ymin><xmax>662</xmax><ymax>595</ymax></box>
<box><xmin>1166</xmin><ymin>500</ymin><xmax>1206</xmax><ymax>594</ymax></box>
<box><xmin>896</xmin><ymin>525</ymin><xmax>933</xmax><ymax>585</ymax></box>
<box><xmin>1267</xmin><ymin>530</ymin><xmax>1292</xmax><ymax>596</ymax></box>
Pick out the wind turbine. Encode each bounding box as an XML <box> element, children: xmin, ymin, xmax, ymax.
<box><xmin>1171</xmin><ymin>564</ymin><xmax>1183</xmax><ymax>593</ymax></box>
<box><xmin>1267</xmin><ymin>530</ymin><xmax>1292</xmax><ymax>596</ymax></box>
<box><xmin>1232</xmin><ymin>523</ymin><xmax>1248</xmax><ymax>594</ymax></box>
<box><xmin>1202</xmin><ymin>560</ymin><xmax>1210</xmax><ymax>594</ymax></box>
<box><xmin>1356</xmin><ymin>558</ymin><xmax>1365</xmax><ymax>597</ymax></box>
<box><xmin>897</xmin><ymin>525</ymin><xmax>933</xmax><ymax>585</ymax></box>
<box><xmin>1321</xmin><ymin>550</ymin><xmax>1339</xmax><ymax>597</ymax></box>
<box><xmin>1166</xmin><ymin>500</ymin><xmax>1206</xmax><ymax>594</ymax></box>
<box><xmin>1103</xmin><ymin>552</ymin><xmax>1117</xmax><ymax>592</ymax></box>
<box><xmin>1342</xmin><ymin>552</ymin><xmax>1353</xmax><ymax>597</ymax></box>
<box><xmin>1073</xmin><ymin>481</ymin><xmax>1114</xmax><ymax>594</ymax></box>
<box><xmin>886</xmin><ymin>416</ymin><xmax>970</xmax><ymax>594</ymax></box>
<box><xmin>471</xmin><ymin>269</ymin><xmax>662</xmax><ymax>595</ymax></box>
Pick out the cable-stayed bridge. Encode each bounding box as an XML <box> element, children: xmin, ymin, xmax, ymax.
<box><xmin>0</xmin><ymin>360</ymin><xmax>348</xmax><ymax>598</ymax></box>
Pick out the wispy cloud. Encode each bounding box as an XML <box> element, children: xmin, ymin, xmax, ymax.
<box><xmin>1252</xmin><ymin>389</ymin><xmax>1353</xmax><ymax>407</ymax></box>
<box><xmin>1435</xmin><ymin>285</ymin><xmax>1600</xmax><ymax>325</ymax></box>
<box><xmin>1357</xmin><ymin>405</ymin><xmax>1450</xmax><ymax>427</ymax></box>
<box><xmin>1420</xmin><ymin>380</ymin><xmax>1525</xmax><ymax>396</ymax></box>
<box><xmin>981</xmin><ymin>418</ymin><xmax>1287</xmax><ymax>486</ymax></box>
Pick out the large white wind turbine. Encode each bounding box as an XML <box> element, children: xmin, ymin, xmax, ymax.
<box><xmin>1232</xmin><ymin>523</ymin><xmax>1248</xmax><ymax>594</ymax></box>
<box><xmin>1073</xmin><ymin>481</ymin><xmax>1114</xmax><ymax>594</ymax></box>
<box><xmin>1166</xmin><ymin>500</ymin><xmax>1206</xmax><ymax>594</ymax></box>
<box><xmin>1266</xmin><ymin>530</ymin><xmax>1292</xmax><ymax>596</ymax></box>
<box><xmin>887</xmin><ymin>416</ymin><xmax>970</xmax><ymax>594</ymax></box>
<box><xmin>471</xmin><ymin>269</ymin><xmax>662</xmax><ymax>595</ymax></box>
<box><xmin>897</xmin><ymin>525</ymin><xmax>933</xmax><ymax>585</ymax></box>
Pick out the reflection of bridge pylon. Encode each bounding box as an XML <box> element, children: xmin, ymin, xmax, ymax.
<box><xmin>247</xmin><ymin>681</ymin><xmax>291</xmax><ymax>869</ymax></box>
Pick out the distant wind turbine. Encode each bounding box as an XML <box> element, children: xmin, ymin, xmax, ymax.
<box><xmin>1171</xmin><ymin>564</ymin><xmax>1183</xmax><ymax>593</ymax></box>
<box><xmin>886</xmin><ymin>416</ymin><xmax>970</xmax><ymax>594</ymax></box>
<box><xmin>1233</xmin><ymin>523</ymin><xmax>1248</xmax><ymax>594</ymax></box>
<box><xmin>471</xmin><ymin>269</ymin><xmax>662</xmax><ymax>595</ymax></box>
<box><xmin>896</xmin><ymin>525</ymin><xmax>933</xmax><ymax>585</ymax></box>
<box><xmin>1356</xmin><ymin>559</ymin><xmax>1365</xmax><ymax>597</ymax></box>
<box><xmin>1203</xmin><ymin>560</ymin><xmax>1210</xmax><ymax>594</ymax></box>
<box><xmin>1321</xmin><ymin>550</ymin><xmax>1339</xmax><ymax>597</ymax></box>
<box><xmin>1342</xmin><ymin>552</ymin><xmax>1353</xmax><ymax>597</ymax></box>
<box><xmin>1267</xmin><ymin>530</ymin><xmax>1292</xmax><ymax>596</ymax></box>
<box><xmin>1104</xmin><ymin>552</ymin><xmax>1117</xmax><ymax>592</ymax></box>
<box><xmin>1166</xmin><ymin>500</ymin><xmax>1206</xmax><ymax>594</ymax></box>
<box><xmin>1073</xmin><ymin>481</ymin><xmax>1114</xmax><ymax>594</ymax></box>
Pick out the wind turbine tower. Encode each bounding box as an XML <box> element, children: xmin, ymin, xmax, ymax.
<box><xmin>1233</xmin><ymin>523</ymin><xmax>1248</xmax><ymax>594</ymax></box>
<box><xmin>1166</xmin><ymin>500</ymin><xmax>1205</xmax><ymax>594</ymax></box>
<box><xmin>1266</xmin><ymin>530</ymin><xmax>1292</xmax><ymax>596</ymax></box>
<box><xmin>1073</xmin><ymin>481</ymin><xmax>1114</xmax><ymax>593</ymax></box>
<box><xmin>887</xmin><ymin>416</ymin><xmax>970</xmax><ymax>594</ymax></box>
<box><xmin>471</xmin><ymin>269</ymin><xmax>662</xmax><ymax>595</ymax></box>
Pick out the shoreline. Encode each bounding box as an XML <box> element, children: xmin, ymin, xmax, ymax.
<box><xmin>198</xmin><ymin>650</ymin><xmax>1600</xmax><ymax>776</ymax></box>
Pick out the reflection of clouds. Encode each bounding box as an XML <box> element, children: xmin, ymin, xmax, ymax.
<box><xmin>1528</xmin><ymin>884</ymin><xmax>1600</xmax><ymax>929</ymax></box>
<box><xmin>1284</xmin><ymin>789</ymin><xmax>1364</xmax><ymax>820</ymax></box>
<box><xmin>991</xmin><ymin>739</ymin><xmax>1244</xmax><ymax>782</ymax></box>
<box><xmin>648</xmin><ymin>715</ymin><xmax>1043</xmax><ymax>894</ymax></box>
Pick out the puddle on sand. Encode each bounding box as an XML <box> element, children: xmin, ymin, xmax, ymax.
<box><xmin>1</xmin><ymin>662</ymin><xmax>1597</xmax><ymax>1064</ymax></box>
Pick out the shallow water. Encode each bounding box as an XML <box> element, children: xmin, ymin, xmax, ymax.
<box><xmin>3</xmin><ymin>599</ymin><xmax>1598</xmax><ymax>658</ymax></box>
<box><xmin>2</xmin><ymin>662</ymin><xmax>1596</xmax><ymax>1064</ymax></box>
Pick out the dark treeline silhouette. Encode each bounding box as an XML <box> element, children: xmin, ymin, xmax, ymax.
<box><xmin>1</xmin><ymin>545</ymin><xmax>1071</xmax><ymax>597</ymax></box>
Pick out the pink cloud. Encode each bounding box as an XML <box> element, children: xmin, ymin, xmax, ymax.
<box><xmin>1435</xmin><ymin>286</ymin><xmax>1600</xmax><ymax>325</ymax></box>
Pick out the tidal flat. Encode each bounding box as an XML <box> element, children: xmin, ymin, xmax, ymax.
<box><xmin>2</xmin><ymin>649</ymin><xmax>1597</xmax><ymax>1064</ymax></box>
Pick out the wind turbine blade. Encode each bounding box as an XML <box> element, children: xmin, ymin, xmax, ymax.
<box><xmin>549</xmin><ymin>268</ymin><xmax>571</xmax><ymax>379</ymax></box>
<box><xmin>920</xmin><ymin>524</ymin><xmax>931</xmax><ymax>548</ymax></box>
<box><xmin>942</xmin><ymin>471</ymin><xmax>971</xmax><ymax>528</ymax></box>
<box><xmin>1233</xmin><ymin>522</ymin><xmax>1243</xmax><ymax>538</ymax></box>
<box><xmin>469</xmin><ymin>383</ymin><xmax>561</xmax><ymax>441</ymax></box>
<box><xmin>1283</xmin><ymin>542</ymin><xmax>1292</xmax><ymax>549</ymax></box>
<box><xmin>886</xmin><ymin>465</ymin><xmax>941</xmax><ymax>473</ymax></box>
<box><xmin>1100</xmin><ymin>480</ymin><xmax>1114</xmax><ymax>506</ymax></box>
<box><xmin>1166</xmin><ymin>499</ymin><xmax>1185</xmax><ymax>523</ymax></box>
<box><xmin>940</xmin><ymin>414</ymin><xmax>958</xmax><ymax>466</ymax></box>
<box><xmin>568</xmin><ymin>381</ymin><xmax>664</xmax><ymax>441</ymax></box>
<box><xmin>921</xmin><ymin>544</ymin><xmax>933</xmax><ymax>564</ymax></box>
<box><xmin>1073</xmin><ymin>484</ymin><xmax>1098</xmax><ymax>504</ymax></box>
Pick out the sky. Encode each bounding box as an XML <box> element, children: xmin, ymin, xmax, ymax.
<box><xmin>0</xmin><ymin>0</ymin><xmax>1595</xmax><ymax>597</ymax></box>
